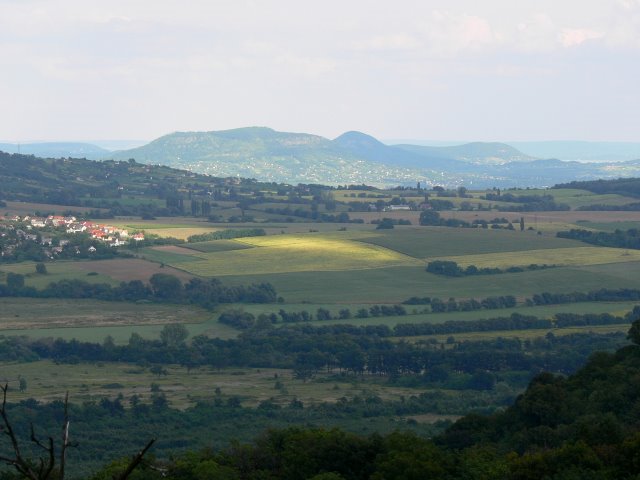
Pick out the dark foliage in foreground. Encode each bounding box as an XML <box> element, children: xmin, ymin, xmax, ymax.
<box><xmin>80</xmin><ymin>320</ymin><xmax>640</xmax><ymax>479</ymax></box>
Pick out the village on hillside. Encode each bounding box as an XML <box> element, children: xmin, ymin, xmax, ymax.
<box><xmin>0</xmin><ymin>214</ymin><xmax>144</xmax><ymax>260</ymax></box>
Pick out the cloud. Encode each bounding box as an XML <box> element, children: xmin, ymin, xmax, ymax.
<box><xmin>421</xmin><ymin>11</ymin><xmax>500</xmax><ymax>55</ymax></box>
<box><xmin>356</xmin><ymin>33</ymin><xmax>422</xmax><ymax>51</ymax></box>
<box><xmin>560</xmin><ymin>28</ymin><xmax>605</xmax><ymax>47</ymax></box>
<box><xmin>275</xmin><ymin>55</ymin><xmax>337</xmax><ymax>78</ymax></box>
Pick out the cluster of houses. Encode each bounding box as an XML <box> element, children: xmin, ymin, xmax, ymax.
<box><xmin>3</xmin><ymin>215</ymin><xmax>145</xmax><ymax>247</ymax></box>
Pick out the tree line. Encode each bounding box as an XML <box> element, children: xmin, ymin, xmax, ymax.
<box><xmin>425</xmin><ymin>260</ymin><xmax>552</xmax><ymax>277</ymax></box>
<box><xmin>186</xmin><ymin>228</ymin><xmax>266</xmax><ymax>243</ymax></box>
<box><xmin>0</xmin><ymin>312</ymin><xmax>633</xmax><ymax>379</ymax></box>
<box><xmin>0</xmin><ymin>273</ymin><xmax>278</xmax><ymax>307</ymax></box>
<box><xmin>557</xmin><ymin>228</ymin><xmax>640</xmax><ymax>249</ymax></box>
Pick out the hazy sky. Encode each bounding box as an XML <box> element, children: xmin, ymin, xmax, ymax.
<box><xmin>1</xmin><ymin>0</ymin><xmax>639</xmax><ymax>142</ymax></box>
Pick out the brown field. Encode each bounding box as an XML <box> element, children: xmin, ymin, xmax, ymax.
<box><xmin>3</xmin><ymin>201</ymin><xmax>107</xmax><ymax>215</ymax></box>
<box><xmin>73</xmin><ymin>258</ymin><xmax>195</xmax><ymax>282</ymax></box>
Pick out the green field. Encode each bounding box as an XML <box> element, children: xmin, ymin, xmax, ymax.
<box><xmin>0</xmin><ymin>261</ymin><xmax>118</xmax><ymax>288</ymax></box>
<box><xmin>575</xmin><ymin>220</ymin><xmax>640</xmax><ymax>232</ymax></box>
<box><xmin>170</xmin><ymin>232</ymin><xmax>419</xmax><ymax>276</ymax></box>
<box><xmin>0</xmin><ymin>297</ymin><xmax>236</xmax><ymax>342</ymax></box>
<box><xmin>437</xmin><ymin>246</ymin><xmax>640</xmax><ymax>269</ymax></box>
<box><xmin>528</xmin><ymin>188</ymin><xmax>638</xmax><ymax>209</ymax></box>
<box><xmin>222</xmin><ymin>262</ymin><xmax>640</xmax><ymax>304</ymax></box>
<box><xmin>2</xmin><ymin>319</ymin><xmax>237</xmax><ymax>344</ymax></box>
<box><xmin>138</xmin><ymin>247</ymin><xmax>202</xmax><ymax>265</ymax></box>
<box><xmin>358</xmin><ymin>227</ymin><xmax>582</xmax><ymax>259</ymax></box>
<box><xmin>182</xmin><ymin>240</ymin><xmax>253</xmax><ymax>253</ymax></box>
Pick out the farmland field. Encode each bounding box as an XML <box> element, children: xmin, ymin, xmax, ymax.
<box><xmin>0</xmin><ymin>261</ymin><xmax>118</xmax><ymax>288</ymax></box>
<box><xmin>0</xmin><ymin>297</ymin><xmax>212</xmax><ymax>330</ymax></box>
<box><xmin>358</xmin><ymin>227</ymin><xmax>582</xmax><ymax>258</ymax></box>
<box><xmin>2</xmin><ymin>200</ymin><xmax>108</xmax><ymax>215</ymax></box>
<box><xmin>173</xmin><ymin>232</ymin><xmax>419</xmax><ymax>276</ymax></box>
<box><xmin>73</xmin><ymin>258</ymin><xmax>195</xmax><ymax>282</ymax></box>
<box><xmin>451</xmin><ymin>209</ymin><xmax>640</xmax><ymax>226</ymax></box>
<box><xmin>575</xmin><ymin>220</ymin><xmax>640</xmax><ymax>232</ymax></box>
<box><xmin>527</xmin><ymin>188</ymin><xmax>638</xmax><ymax>209</ymax></box>
<box><xmin>436</xmin><ymin>246</ymin><xmax>640</xmax><ymax>269</ymax></box>
<box><xmin>4</xmin><ymin>205</ymin><xmax>640</xmax><ymax>346</ymax></box>
<box><xmin>181</xmin><ymin>240</ymin><xmax>253</xmax><ymax>253</ymax></box>
<box><xmin>222</xmin><ymin>262</ymin><xmax>640</xmax><ymax>304</ymax></box>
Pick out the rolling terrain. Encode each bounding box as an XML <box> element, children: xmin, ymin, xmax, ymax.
<box><xmin>108</xmin><ymin>127</ymin><xmax>640</xmax><ymax>188</ymax></box>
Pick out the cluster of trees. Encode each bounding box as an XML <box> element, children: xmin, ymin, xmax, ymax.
<box><xmin>557</xmin><ymin>228</ymin><xmax>640</xmax><ymax>249</ymax></box>
<box><xmin>403</xmin><ymin>294</ymin><xmax>517</xmax><ymax>312</ymax></box>
<box><xmin>263</xmin><ymin>206</ymin><xmax>363</xmax><ymax>224</ymax></box>
<box><xmin>528</xmin><ymin>288</ymin><xmax>640</xmax><ymax>305</ymax></box>
<box><xmin>0</xmin><ymin>273</ymin><xmax>277</xmax><ymax>307</ymax></box>
<box><xmin>555</xmin><ymin>177</ymin><xmax>640</xmax><ymax>197</ymax></box>
<box><xmin>419</xmin><ymin>210</ymin><xmax>470</xmax><ymax>227</ymax></box>
<box><xmin>426</xmin><ymin>260</ymin><xmax>551</xmax><ymax>277</ymax></box>
<box><xmin>371</xmin><ymin>218</ymin><xmax>412</xmax><ymax>229</ymax></box>
<box><xmin>186</xmin><ymin>228</ymin><xmax>266</xmax><ymax>242</ymax></box>
<box><xmin>482</xmin><ymin>192</ymin><xmax>570</xmax><ymax>212</ymax></box>
<box><xmin>218</xmin><ymin>305</ymin><xmax>408</xmax><ymax>329</ymax></box>
<box><xmin>577</xmin><ymin>202</ymin><xmax>640</xmax><ymax>211</ymax></box>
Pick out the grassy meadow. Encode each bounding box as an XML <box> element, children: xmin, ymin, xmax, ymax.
<box><xmin>0</xmin><ymin>360</ymin><xmax>448</xmax><ymax>411</ymax></box>
<box><xmin>0</xmin><ymin>298</ymin><xmax>236</xmax><ymax>343</ymax></box>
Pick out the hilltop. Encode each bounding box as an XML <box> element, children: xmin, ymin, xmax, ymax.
<box><xmin>108</xmin><ymin>127</ymin><xmax>640</xmax><ymax>188</ymax></box>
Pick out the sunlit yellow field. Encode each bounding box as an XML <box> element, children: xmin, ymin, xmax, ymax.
<box><xmin>177</xmin><ymin>233</ymin><xmax>420</xmax><ymax>276</ymax></box>
<box><xmin>113</xmin><ymin>224</ymin><xmax>221</xmax><ymax>240</ymax></box>
<box><xmin>434</xmin><ymin>246</ymin><xmax>640</xmax><ymax>269</ymax></box>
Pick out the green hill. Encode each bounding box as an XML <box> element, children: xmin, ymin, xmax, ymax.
<box><xmin>396</xmin><ymin>141</ymin><xmax>536</xmax><ymax>165</ymax></box>
<box><xmin>109</xmin><ymin>127</ymin><xmax>538</xmax><ymax>187</ymax></box>
<box><xmin>110</xmin><ymin>127</ymin><xmax>427</xmax><ymax>186</ymax></box>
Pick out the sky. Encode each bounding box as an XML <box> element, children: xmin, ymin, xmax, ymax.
<box><xmin>1</xmin><ymin>0</ymin><xmax>639</xmax><ymax>143</ymax></box>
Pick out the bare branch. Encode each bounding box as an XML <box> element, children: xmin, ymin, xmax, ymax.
<box><xmin>0</xmin><ymin>384</ymin><xmax>40</xmax><ymax>480</ymax></box>
<box><xmin>59</xmin><ymin>392</ymin><xmax>70</xmax><ymax>480</ymax></box>
<box><xmin>115</xmin><ymin>439</ymin><xmax>156</xmax><ymax>480</ymax></box>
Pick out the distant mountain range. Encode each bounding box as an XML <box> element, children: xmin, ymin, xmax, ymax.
<box><xmin>3</xmin><ymin>128</ymin><xmax>640</xmax><ymax>188</ymax></box>
<box><xmin>0</xmin><ymin>142</ymin><xmax>110</xmax><ymax>160</ymax></box>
